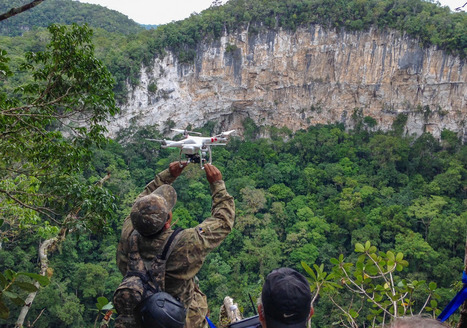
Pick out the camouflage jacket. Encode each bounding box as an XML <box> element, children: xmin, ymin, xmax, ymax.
<box><xmin>116</xmin><ymin>168</ymin><xmax>235</xmax><ymax>327</ymax></box>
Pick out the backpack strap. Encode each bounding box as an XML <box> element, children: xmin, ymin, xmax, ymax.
<box><xmin>124</xmin><ymin>228</ymin><xmax>183</xmax><ymax>296</ymax></box>
<box><xmin>149</xmin><ymin>227</ymin><xmax>183</xmax><ymax>291</ymax></box>
<box><xmin>161</xmin><ymin>227</ymin><xmax>184</xmax><ymax>260</ymax></box>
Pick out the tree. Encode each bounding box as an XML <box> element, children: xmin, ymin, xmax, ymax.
<box><xmin>303</xmin><ymin>241</ymin><xmax>442</xmax><ymax>328</ymax></box>
<box><xmin>0</xmin><ymin>23</ymin><xmax>118</xmax><ymax>324</ymax></box>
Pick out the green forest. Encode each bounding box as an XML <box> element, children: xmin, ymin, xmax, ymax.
<box><xmin>0</xmin><ymin>0</ymin><xmax>144</xmax><ymax>36</ymax></box>
<box><xmin>1</xmin><ymin>0</ymin><xmax>467</xmax><ymax>327</ymax></box>
<box><xmin>2</xmin><ymin>117</ymin><xmax>467</xmax><ymax>327</ymax></box>
<box><xmin>1</xmin><ymin>0</ymin><xmax>466</xmax><ymax>101</ymax></box>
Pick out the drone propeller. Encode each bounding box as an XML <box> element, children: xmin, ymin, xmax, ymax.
<box><xmin>215</xmin><ymin>130</ymin><xmax>236</xmax><ymax>138</ymax></box>
<box><xmin>146</xmin><ymin>138</ymin><xmax>167</xmax><ymax>146</ymax></box>
<box><xmin>172</xmin><ymin>128</ymin><xmax>202</xmax><ymax>136</ymax></box>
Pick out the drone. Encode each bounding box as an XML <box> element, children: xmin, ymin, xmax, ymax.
<box><xmin>147</xmin><ymin>129</ymin><xmax>236</xmax><ymax>168</ymax></box>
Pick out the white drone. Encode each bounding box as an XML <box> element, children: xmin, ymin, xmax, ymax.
<box><xmin>147</xmin><ymin>129</ymin><xmax>236</xmax><ymax>168</ymax></box>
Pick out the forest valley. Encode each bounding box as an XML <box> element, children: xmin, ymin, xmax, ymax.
<box><xmin>2</xmin><ymin>114</ymin><xmax>467</xmax><ymax>327</ymax></box>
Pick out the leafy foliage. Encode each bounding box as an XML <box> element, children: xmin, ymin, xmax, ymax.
<box><xmin>0</xmin><ymin>23</ymin><xmax>118</xmax><ymax>321</ymax></box>
<box><xmin>0</xmin><ymin>0</ymin><xmax>144</xmax><ymax>36</ymax></box>
<box><xmin>302</xmin><ymin>241</ymin><xmax>443</xmax><ymax>327</ymax></box>
<box><xmin>0</xmin><ymin>23</ymin><xmax>118</xmax><ymax>235</ymax></box>
<box><xmin>0</xmin><ymin>270</ymin><xmax>50</xmax><ymax>319</ymax></box>
<box><xmin>1</xmin><ymin>121</ymin><xmax>466</xmax><ymax>326</ymax></box>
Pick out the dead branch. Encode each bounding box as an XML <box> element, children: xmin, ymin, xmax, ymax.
<box><xmin>455</xmin><ymin>2</ymin><xmax>467</xmax><ymax>11</ymax></box>
<box><xmin>0</xmin><ymin>0</ymin><xmax>45</xmax><ymax>22</ymax></box>
<box><xmin>28</xmin><ymin>308</ymin><xmax>45</xmax><ymax>328</ymax></box>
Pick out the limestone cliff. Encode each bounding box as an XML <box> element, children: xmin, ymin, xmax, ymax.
<box><xmin>107</xmin><ymin>25</ymin><xmax>466</xmax><ymax>140</ymax></box>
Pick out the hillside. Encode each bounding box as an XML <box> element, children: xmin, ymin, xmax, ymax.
<box><xmin>0</xmin><ymin>0</ymin><xmax>144</xmax><ymax>36</ymax></box>
<box><xmin>107</xmin><ymin>0</ymin><xmax>466</xmax><ymax>142</ymax></box>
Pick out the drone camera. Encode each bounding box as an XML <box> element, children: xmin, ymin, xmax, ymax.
<box><xmin>186</xmin><ymin>154</ymin><xmax>205</xmax><ymax>164</ymax></box>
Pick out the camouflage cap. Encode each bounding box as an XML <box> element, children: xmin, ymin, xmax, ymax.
<box><xmin>130</xmin><ymin>185</ymin><xmax>177</xmax><ymax>237</ymax></box>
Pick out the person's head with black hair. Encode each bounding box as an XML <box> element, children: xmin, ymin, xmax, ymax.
<box><xmin>258</xmin><ymin>268</ymin><xmax>314</xmax><ymax>328</ymax></box>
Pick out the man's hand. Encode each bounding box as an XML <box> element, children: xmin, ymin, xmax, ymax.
<box><xmin>204</xmin><ymin>163</ymin><xmax>222</xmax><ymax>183</ymax></box>
<box><xmin>169</xmin><ymin>161</ymin><xmax>187</xmax><ymax>177</ymax></box>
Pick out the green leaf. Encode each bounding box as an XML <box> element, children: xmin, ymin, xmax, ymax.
<box><xmin>3</xmin><ymin>290</ymin><xmax>18</xmax><ymax>299</ymax></box>
<box><xmin>366</xmin><ymin>264</ymin><xmax>379</xmax><ymax>276</ymax></box>
<box><xmin>429</xmin><ymin>282</ymin><xmax>437</xmax><ymax>291</ymax></box>
<box><xmin>349</xmin><ymin>309</ymin><xmax>359</xmax><ymax>319</ymax></box>
<box><xmin>13</xmin><ymin>281</ymin><xmax>38</xmax><ymax>292</ymax></box>
<box><xmin>396</xmin><ymin>252</ymin><xmax>403</xmax><ymax>261</ymax></box>
<box><xmin>102</xmin><ymin>302</ymin><xmax>114</xmax><ymax>311</ymax></box>
<box><xmin>355</xmin><ymin>274</ymin><xmax>363</xmax><ymax>283</ymax></box>
<box><xmin>365</xmin><ymin>241</ymin><xmax>371</xmax><ymax>251</ymax></box>
<box><xmin>369</xmin><ymin>253</ymin><xmax>378</xmax><ymax>261</ymax></box>
<box><xmin>330</xmin><ymin>258</ymin><xmax>339</xmax><ymax>265</ymax></box>
<box><xmin>18</xmin><ymin>272</ymin><xmax>50</xmax><ymax>287</ymax></box>
<box><xmin>386</xmin><ymin>251</ymin><xmax>395</xmax><ymax>262</ymax></box>
<box><xmin>96</xmin><ymin>296</ymin><xmax>109</xmax><ymax>310</ymax></box>
<box><xmin>357</xmin><ymin>254</ymin><xmax>366</xmax><ymax>263</ymax></box>
<box><xmin>0</xmin><ymin>299</ymin><xmax>10</xmax><ymax>320</ymax></box>
<box><xmin>368</xmin><ymin>246</ymin><xmax>377</xmax><ymax>254</ymax></box>
<box><xmin>0</xmin><ymin>219</ymin><xmax>3</xmax><ymax>228</ymax></box>
<box><xmin>97</xmin><ymin>296</ymin><xmax>109</xmax><ymax>306</ymax></box>
<box><xmin>0</xmin><ymin>273</ymin><xmax>6</xmax><ymax>288</ymax></box>
<box><xmin>10</xmin><ymin>296</ymin><xmax>25</xmax><ymax>306</ymax></box>
<box><xmin>430</xmin><ymin>300</ymin><xmax>438</xmax><ymax>308</ymax></box>
<box><xmin>4</xmin><ymin>270</ymin><xmax>16</xmax><ymax>280</ymax></box>
<box><xmin>355</xmin><ymin>243</ymin><xmax>365</xmax><ymax>252</ymax></box>
<box><xmin>301</xmin><ymin>262</ymin><xmax>317</xmax><ymax>280</ymax></box>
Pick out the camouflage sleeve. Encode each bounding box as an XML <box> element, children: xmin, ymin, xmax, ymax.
<box><xmin>166</xmin><ymin>180</ymin><xmax>235</xmax><ymax>280</ymax></box>
<box><xmin>138</xmin><ymin>168</ymin><xmax>177</xmax><ymax>198</ymax></box>
<box><xmin>116</xmin><ymin>168</ymin><xmax>178</xmax><ymax>275</ymax></box>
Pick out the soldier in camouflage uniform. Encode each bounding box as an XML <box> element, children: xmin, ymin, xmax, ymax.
<box><xmin>116</xmin><ymin>161</ymin><xmax>235</xmax><ymax>328</ymax></box>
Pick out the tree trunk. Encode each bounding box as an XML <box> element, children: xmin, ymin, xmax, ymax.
<box><xmin>456</xmin><ymin>234</ymin><xmax>467</xmax><ymax>328</ymax></box>
<box><xmin>15</xmin><ymin>237</ymin><xmax>57</xmax><ymax>328</ymax></box>
<box><xmin>15</xmin><ymin>227</ymin><xmax>68</xmax><ymax>328</ymax></box>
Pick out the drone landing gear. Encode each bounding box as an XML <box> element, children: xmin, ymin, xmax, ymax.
<box><xmin>179</xmin><ymin>147</ymin><xmax>212</xmax><ymax>169</ymax></box>
<box><xmin>184</xmin><ymin>154</ymin><xmax>205</xmax><ymax>165</ymax></box>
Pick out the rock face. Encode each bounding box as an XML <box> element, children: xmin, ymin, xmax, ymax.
<box><xmin>107</xmin><ymin>25</ymin><xmax>466</xmax><ymax>140</ymax></box>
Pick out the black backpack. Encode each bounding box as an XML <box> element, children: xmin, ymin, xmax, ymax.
<box><xmin>113</xmin><ymin>228</ymin><xmax>184</xmax><ymax>328</ymax></box>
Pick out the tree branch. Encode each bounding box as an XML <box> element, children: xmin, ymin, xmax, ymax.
<box><xmin>0</xmin><ymin>188</ymin><xmax>59</xmax><ymax>223</ymax></box>
<box><xmin>0</xmin><ymin>0</ymin><xmax>45</xmax><ymax>22</ymax></box>
<box><xmin>455</xmin><ymin>2</ymin><xmax>467</xmax><ymax>11</ymax></box>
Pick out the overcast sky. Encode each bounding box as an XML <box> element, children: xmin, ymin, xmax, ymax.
<box><xmin>75</xmin><ymin>0</ymin><xmax>465</xmax><ymax>25</ymax></box>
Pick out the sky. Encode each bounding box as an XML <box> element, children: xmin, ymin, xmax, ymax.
<box><xmin>76</xmin><ymin>0</ymin><xmax>465</xmax><ymax>25</ymax></box>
